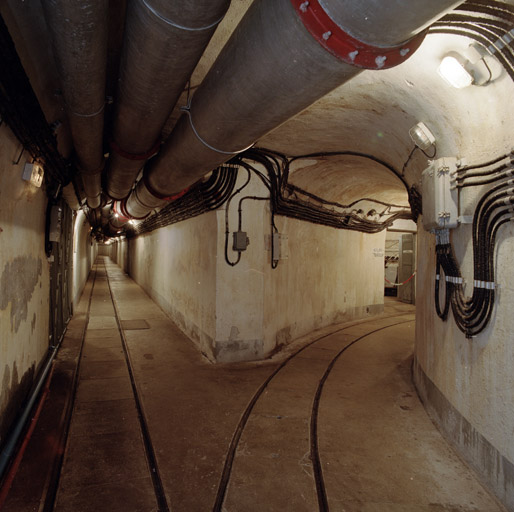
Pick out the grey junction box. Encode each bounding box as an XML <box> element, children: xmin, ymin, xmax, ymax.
<box><xmin>421</xmin><ymin>157</ymin><xmax>459</xmax><ymax>231</ymax></box>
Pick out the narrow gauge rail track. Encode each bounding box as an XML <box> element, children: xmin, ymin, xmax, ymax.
<box><xmin>212</xmin><ymin>315</ymin><xmax>415</xmax><ymax>512</ymax></box>
<box><xmin>42</xmin><ymin>261</ymin><xmax>169</xmax><ymax>512</ymax></box>
<box><xmin>104</xmin><ymin>260</ymin><xmax>170</xmax><ymax>512</ymax></box>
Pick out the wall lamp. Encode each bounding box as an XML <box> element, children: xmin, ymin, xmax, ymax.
<box><xmin>409</xmin><ymin>122</ymin><xmax>436</xmax><ymax>152</ymax></box>
<box><xmin>22</xmin><ymin>162</ymin><xmax>44</xmax><ymax>187</ymax></box>
<box><xmin>438</xmin><ymin>46</ymin><xmax>493</xmax><ymax>89</ymax></box>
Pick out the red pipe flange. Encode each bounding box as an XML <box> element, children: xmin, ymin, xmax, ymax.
<box><xmin>291</xmin><ymin>0</ymin><xmax>427</xmax><ymax>70</ymax></box>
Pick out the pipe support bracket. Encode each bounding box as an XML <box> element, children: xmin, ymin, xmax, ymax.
<box><xmin>110</xmin><ymin>140</ymin><xmax>161</xmax><ymax>161</ymax></box>
<box><xmin>291</xmin><ymin>0</ymin><xmax>427</xmax><ymax>69</ymax></box>
<box><xmin>69</xmin><ymin>103</ymin><xmax>105</xmax><ymax>118</ymax></box>
<box><xmin>180</xmin><ymin>105</ymin><xmax>255</xmax><ymax>155</ymax></box>
<box><xmin>140</xmin><ymin>0</ymin><xmax>225</xmax><ymax>32</ymax></box>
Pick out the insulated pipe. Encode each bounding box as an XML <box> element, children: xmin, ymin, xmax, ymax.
<box><xmin>106</xmin><ymin>0</ymin><xmax>231</xmax><ymax>201</ymax></box>
<box><xmin>41</xmin><ymin>0</ymin><xmax>108</xmax><ymax>209</ymax></box>
<box><xmin>100</xmin><ymin>202</ymin><xmax>113</xmax><ymax>228</ymax></box>
<box><xmin>124</xmin><ymin>0</ymin><xmax>461</xmax><ymax>220</ymax></box>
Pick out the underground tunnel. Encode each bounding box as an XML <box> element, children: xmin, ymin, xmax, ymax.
<box><xmin>0</xmin><ymin>0</ymin><xmax>513</xmax><ymax>510</ymax></box>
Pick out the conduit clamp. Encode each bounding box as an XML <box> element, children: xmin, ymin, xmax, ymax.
<box><xmin>180</xmin><ymin>104</ymin><xmax>255</xmax><ymax>155</ymax></box>
<box><xmin>473</xmin><ymin>280</ymin><xmax>496</xmax><ymax>290</ymax></box>
<box><xmin>141</xmin><ymin>0</ymin><xmax>226</xmax><ymax>32</ymax></box>
<box><xmin>445</xmin><ymin>275</ymin><xmax>463</xmax><ymax>284</ymax></box>
<box><xmin>143</xmin><ymin>171</ymin><xmax>191</xmax><ymax>203</ymax></box>
<box><xmin>291</xmin><ymin>0</ymin><xmax>427</xmax><ymax>69</ymax></box>
<box><xmin>110</xmin><ymin>140</ymin><xmax>161</xmax><ymax>161</ymax></box>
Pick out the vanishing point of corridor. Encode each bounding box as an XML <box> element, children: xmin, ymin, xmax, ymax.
<box><xmin>2</xmin><ymin>257</ymin><xmax>504</xmax><ymax>511</ymax></box>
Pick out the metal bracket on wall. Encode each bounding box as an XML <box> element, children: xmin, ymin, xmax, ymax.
<box><xmin>12</xmin><ymin>144</ymin><xmax>25</xmax><ymax>165</ymax></box>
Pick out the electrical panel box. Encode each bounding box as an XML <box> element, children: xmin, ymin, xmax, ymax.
<box><xmin>233</xmin><ymin>231</ymin><xmax>250</xmax><ymax>252</ymax></box>
<box><xmin>421</xmin><ymin>157</ymin><xmax>459</xmax><ymax>231</ymax></box>
<box><xmin>271</xmin><ymin>233</ymin><xmax>288</xmax><ymax>261</ymax></box>
<box><xmin>49</xmin><ymin>205</ymin><xmax>62</xmax><ymax>243</ymax></box>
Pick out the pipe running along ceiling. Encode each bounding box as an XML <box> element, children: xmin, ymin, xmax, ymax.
<box><xmin>1</xmin><ymin>0</ymin><xmax>513</xmax><ymax>237</ymax></box>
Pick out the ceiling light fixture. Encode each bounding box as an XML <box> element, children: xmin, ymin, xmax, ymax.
<box><xmin>438</xmin><ymin>52</ymin><xmax>473</xmax><ymax>89</ymax></box>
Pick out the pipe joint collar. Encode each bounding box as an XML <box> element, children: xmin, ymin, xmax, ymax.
<box><xmin>120</xmin><ymin>198</ymin><xmax>149</xmax><ymax>220</ymax></box>
<box><xmin>113</xmin><ymin>201</ymin><xmax>131</xmax><ymax>223</ymax></box>
<box><xmin>110</xmin><ymin>139</ymin><xmax>161</xmax><ymax>161</ymax></box>
<box><xmin>291</xmin><ymin>0</ymin><xmax>427</xmax><ymax>69</ymax></box>
<box><xmin>142</xmin><ymin>171</ymin><xmax>190</xmax><ymax>202</ymax></box>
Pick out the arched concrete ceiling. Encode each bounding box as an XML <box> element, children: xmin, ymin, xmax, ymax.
<box><xmin>163</xmin><ymin>0</ymin><xmax>513</xmax><ymax>206</ymax></box>
<box><xmin>288</xmin><ymin>156</ymin><xmax>409</xmax><ymax>207</ymax></box>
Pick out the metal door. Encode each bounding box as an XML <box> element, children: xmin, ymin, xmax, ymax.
<box><xmin>398</xmin><ymin>233</ymin><xmax>416</xmax><ymax>304</ymax></box>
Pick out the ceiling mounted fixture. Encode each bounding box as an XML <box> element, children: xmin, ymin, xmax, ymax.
<box><xmin>409</xmin><ymin>122</ymin><xmax>436</xmax><ymax>152</ymax></box>
<box><xmin>438</xmin><ymin>52</ymin><xmax>473</xmax><ymax>88</ymax></box>
<box><xmin>438</xmin><ymin>45</ymin><xmax>494</xmax><ymax>89</ymax></box>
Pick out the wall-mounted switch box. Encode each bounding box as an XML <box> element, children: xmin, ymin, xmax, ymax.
<box><xmin>233</xmin><ymin>231</ymin><xmax>250</xmax><ymax>251</ymax></box>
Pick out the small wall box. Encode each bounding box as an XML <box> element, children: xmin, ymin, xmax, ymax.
<box><xmin>421</xmin><ymin>157</ymin><xmax>459</xmax><ymax>231</ymax></box>
<box><xmin>22</xmin><ymin>162</ymin><xmax>44</xmax><ymax>187</ymax></box>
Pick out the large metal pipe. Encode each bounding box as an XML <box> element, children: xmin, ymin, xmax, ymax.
<box><xmin>41</xmin><ymin>0</ymin><xmax>108</xmax><ymax>209</ymax></box>
<box><xmin>124</xmin><ymin>0</ymin><xmax>461</xmax><ymax>219</ymax></box>
<box><xmin>106</xmin><ymin>0</ymin><xmax>230</xmax><ymax>201</ymax></box>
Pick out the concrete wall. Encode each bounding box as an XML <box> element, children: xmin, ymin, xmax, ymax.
<box><xmin>72</xmin><ymin>210</ymin><xmax>96</xmax><ymax>308</ymax></box>
<box><xmin>97</xmin><ymin>244</ymin><xmax>110</xmax><ymax>257</ymax></box>
<box><xmin>412</xmin><ymin>41</ymin><xmax>514</xmax><ymax>509</ymax></box>
<box><xmin>0</xmin><ymin>124</ymin><xmax>50</xmax><ymax>446</ymax></box>
<box><xmin>213</xmin><ymin>174</ymin><xmax>385</xmax><ymax>362</ymax></box>
<box><xmin>124</xmin><ymin>172</ymin><xmax>385</xmax><ymax>363</ymax></box>
<box><xmin>128</xmin><ymin>212</ymin><xmax>218</xmax><ymax>358</ymax></box>
<box><xmin>110</xmin><ymin>238</ymin><xmax>129</xmax><ymax>273</ymax></box>
<box><xmin>263</xmin><ymin>216</ymin><xmax>385</xmax><ymax>354</ymax></box>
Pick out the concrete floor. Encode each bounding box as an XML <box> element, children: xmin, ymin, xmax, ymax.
<box><xmin>4</xmin><ymin>257</ymin><xmax>506</xmax><ymax>511</ymax></box>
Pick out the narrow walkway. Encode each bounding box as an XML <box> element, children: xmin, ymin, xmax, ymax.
<box><xmin>4</xmin><ymin>257</ymin><xmax>506</xmax><ymax>511</ymax></box>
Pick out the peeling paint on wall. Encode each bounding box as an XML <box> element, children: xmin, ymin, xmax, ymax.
<box><xmin>0</xmin><ymin>256</ymin><xmax>42</xmax><ymax>333</ymax></box>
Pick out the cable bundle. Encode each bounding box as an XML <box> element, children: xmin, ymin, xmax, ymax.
<box><xmin>127</xmin><ymin>165</ymin><xmax>239</xmax><ymax>237</ymax></box>
<box><xmin>435</xmin><ymin>151</ymin><xmax>514</xmax><ymax>336</ymax></box>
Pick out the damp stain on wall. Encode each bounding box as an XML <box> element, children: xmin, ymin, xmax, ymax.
<box><xmin>0</xmin><ymin>256</ymin><xmax>43</xmax><ymax>333</ymax></box>
<box><xmin>0</xmin><ymin>362</ymin><xmax>35</xmax><ymax>445</ymax></box>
